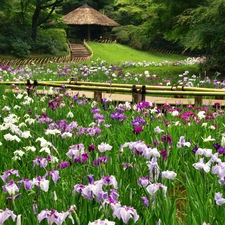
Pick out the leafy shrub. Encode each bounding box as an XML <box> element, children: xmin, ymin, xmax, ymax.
<box><xmin>34</xmin><ymin>28</ymin><xmax>68</xmax><ymax>55</ymax></box>
<box><xmin>0</xmin><ymin>34</ymin><xmax>10</xmax><ymax>54</ymax></box>
<box><xmin>11</xmin><ymin>39</ymin><xmax>31</xmax><ymax>58</ymax></box>
<box><xmin>112</xmin><ymin>26</ymin><xmax>130</xmax><ymax>44</ymax></box>
<box><xmin>0</xmin><ymin>23</ymin><xmax>32</xmax><ymax>57</ymax></box>
<box><xmin>112</xmin><ymin>25</ymin><xmax>149</xmax><ymax>50</ymax></box>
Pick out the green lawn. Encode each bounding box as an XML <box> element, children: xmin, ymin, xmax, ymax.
<box><xmin>87</xmin><ymin>41</ymin><xmax>188</xmax><ymax>64</ymax></box>
<box><xmin>85</xmin><ymin>41</ymin><xmax>200</xmax><ymax>78</ymax></box>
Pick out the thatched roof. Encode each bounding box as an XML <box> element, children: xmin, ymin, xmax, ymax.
<box><xmin>63</xmin><ymin>3</ymin><xmax>120</xmax><ymax>27</ymax></box>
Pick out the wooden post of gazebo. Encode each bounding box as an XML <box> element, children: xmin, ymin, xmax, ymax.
<box><xmin>88</xmin><ymin>25</ymin><xmax>91</xmax><ymax>41</ymax></box>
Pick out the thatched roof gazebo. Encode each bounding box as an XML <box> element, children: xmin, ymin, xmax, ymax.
<box><xmin>63</xmin><ymin>2</ymin><xmax>120</xmax><ymax>41</ymax></box>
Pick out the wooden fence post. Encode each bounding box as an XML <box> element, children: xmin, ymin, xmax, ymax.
<box><xmin>141</xmin><ymin>85</ymin><xmax>146</xmax><ymax>101</ymax></box>
<box><xmin>94</xmin><ymin>91</ymin><xmax>102</xmax><ymax>103</ymax></box>
<box><xmin>132</xmin><ymin>85</ymin><xmax>142</xmax><ymax>104</ymax></box>
<box><xmin>194</xmin><ymin>96</ymin><xmax>203</xmax><ymax>105</ymax></box>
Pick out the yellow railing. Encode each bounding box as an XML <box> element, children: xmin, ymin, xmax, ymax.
<box><xmin>1</xmin><ymin>80</ymin><xmax>225</xmax><ymax>105</ymax></box>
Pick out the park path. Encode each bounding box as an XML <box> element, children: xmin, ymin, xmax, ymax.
<box><xmin>6</xmin><ymin>88</ymin><xmax>225</xmax><ymax>106</ymax></box>
<box><xmin>70</xmin><ymin>43</ymin><xmax>91</xmax><ymax>58</ymax></box>
<box><xmin>42</xmin><ymin>89</ymin><xmax>225</xmax><ymax>106</ymax></box>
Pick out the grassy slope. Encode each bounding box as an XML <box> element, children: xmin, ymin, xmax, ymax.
<box><xmin>86</xmin><ymin>42</ymin><xmax>200</xmax><ymax>79</ymax></box>
<box><xmin>0</xmin><ymin>41</ymin><xmax>200</xmax><ymax>79</ymax></box>
<box><xmin>87</xmin><ymin>41</ymin><xmax>188</xmax><ymax>64</ymax></box>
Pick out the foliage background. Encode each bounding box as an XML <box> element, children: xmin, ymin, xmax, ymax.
<box><xmin>0</xmin><ymin>0</ymin><xmax>224</xmax><ymax>72</ymax></box>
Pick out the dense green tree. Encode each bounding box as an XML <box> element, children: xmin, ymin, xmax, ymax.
<box><xmin>31</xmin><ymin>0</ymin><xmax>65</xmax><ymax>41</ymax></box>
<box><xmin>178</xmin><ymin>0</ymin><xmax>225</xmax><ymax>71</ymax></box>
<box><xmin>114</xmin><ymin>0</ymin><xmax>152</xmax><ymax>25</ymax></box>
<box><xmin>145</xmin><ymin>0</ymin><xmax>206</xmax><ymax>41</ymax></box>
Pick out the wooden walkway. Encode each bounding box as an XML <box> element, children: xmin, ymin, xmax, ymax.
<box><xmin>66</xmin><ymin>90</ymin><xmax>225</xmax><ymax>106</ymax></box>
<box><xmin>70</xmin><ymin>43</ymin><xmax>91</xmax><ymax>58</ymax></box>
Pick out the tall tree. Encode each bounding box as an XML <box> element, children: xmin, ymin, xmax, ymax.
<box><xmin>31</xmin><ymin>0</ymin><xmax>65</xmax><ymax>41</ymax></box>
<box><xmin>178</xmin><ymin>0</ymin><xmax>225</xmax><ymax>70</ymax></box>
<box><xmin>114</xmin><ymin>0</ymin><xmax>152</xmax><ymax>25</ymax></box>
<box><xmin>146</xmin><ymin>0</ymin><xmax>206</xmax><ymax>41</ymax></box>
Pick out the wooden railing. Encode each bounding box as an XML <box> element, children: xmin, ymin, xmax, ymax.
<box><xmin>2</xmin><ymin>80</ymin><xmax>225</xmax><ymax>106</ymax></box>
<box><xmin>93</xmin><ymin>39</ymin><xmax>117</xmax><ymax>44</ymax></box>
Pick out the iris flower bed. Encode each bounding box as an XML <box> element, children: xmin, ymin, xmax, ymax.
<box><xmin>1</xmin><ymin>57</ymin><xmax>222</xmax><ymax>89</ymax></box>
<box><xmin>0</xmin><ymin>58</ymin><xmax>225</xmax><ymax>225</ymax></box>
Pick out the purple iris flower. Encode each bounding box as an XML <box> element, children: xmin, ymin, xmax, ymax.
<box><xmin>213</xmin><ymin>143</ymin><xmax>221</xmax><ymax>150</ymax></box>
<box><xmin>33</xmin><ymin>176</ymin><xmax>50</xmax><ymax>192</ymax></box>
<box><xmin>33</xmin><ymin>157</ymin><xmax>48</xmax><ymax>168</ymax></box>
<box><xmin>132</xmin><ymin>117</ymin><xmax>146</xmax><ymax>127</ymax></box>
<box><xmin>93</xmin><ymin>156</ymin><xmax>108</xmax><ymax>166</ymax></box>
<box><xmin>153</xmin><ymin>140</ymin><xmax>159</xmax><ymax>147</ymax></box>
<box><xmin>133</xmin><ymin>126</ymin><xmax>143</xmax><ymax>134</ymax></box>
<box><xmin>110</xmin><ymin>189</ymin><xmax>119</xmax><ymax>200</ymax></box>
<box><xmin>37</xmin><ymin>114</ymin><xmax>53</xmax><ymax>123</ymax></box>
<box><xmin>88</xmin><ymin>127</ymin><xmax>101</xmax><ymax>136</ymax></box>
<box><xmin>37</xmin><ymin>209</ymin><xmax>73</xmax><ymax>225</ymax></box>
<box><xmin>113</xmin><ymin>205</ymin><xmax>139</xmax><ymax>224</ymax></box>
<box><xmin>161</xmin><ymin>134</ymin><xmax>172</xmax><ymax>147</ymax></box>
<box><xmin>98</xmin><ymin>191</ymin><xmax>108</xmax><ymax>202</ymax></box>
<box><xmin>91</xmin><ymin>108</ymin><xmax>100</xmax><ymax>113</ymax></box>
<box><xmin>123</xmin><ymin>163</ymin><xmax>133</xmax><ymax>170</ymax></box>
<box><xmin>160</xmin><ymin>149</ymin><xmax>168</xmax><ymax>160</ymax></box>
<box><xmin>48</xmin><ymin>100</ymin><xmax>59</xmax><ymax>110</ymax></box>
<box><xmin>136</xmin><ymin>101</ymin><xmax>152</xmax><ymax>110</ymax></box>
<box><xmin>48</xmin><ymin>122</ymin><xmax>59</xmax><ymax>130</ymax></box>
<box><xmin>115</xmin><ymin>105</ymin><xmax>126</xmax><ymax>112</ymax></box>
<box><xmin>81</xmin><ymin>152</ymin><xmax>89</xmax><ymax>163</ymax></box>
<box><xmin>101</xmin><ymin>175</ymin><xmax>118</xmax><ymax>189</ymax></box>
<box><xmin>177</xmin><ymin>136</ymin><xmax>191</xmax><ymax>148</ymax></box>
<box><xmin>138</xmin><ymin>176</ymin><xmax>149</xmax><ymax>187</ymax></box>
<box><xmin>18</xmin><ymin>178</ymin><xmax>34</xmax><ymax>191</ymax></box>
<box><xmin>58</xmin><ymin>120</ymin><xmax>68</xmax><ymax>131</ymax></box>
<box><xmin>45</xmin><ymin>170</ymin><xmax>60</xmax><ymax>184</ymax></box>
<box><xmin>6</xmin><ymin>193</ymin><xmax>21</xmax><ymax>201</ymax></box>
<box><xmin>73</xmin><ymin>93</ymin><xmax>79</xmax><ymax>101</ymax></box>
<box><xmin>72</xmin><ymin>184</ymin><xmax>85</xmax><ymax>195</ymax></box>
<box><xmin>88</xmin><ymin>174</ymin><xmax>94</xmax><ymax>184</ymax></box>
<box><xmin>0</xmin><ymin>208</ymin><xmax>17</xmax><ymax>224</ymax></box>
<box><xmin>66</xmin><ymin>121</ymin><xmax>78</xmax><ymax>132</ymax></box>
<box><xmin>93</xmin><ymin>113</ymin><xmax>104</xmax><ymax>120</ymax></box>
<box><xmin>214</xmin><ymin>102</ymin><xmax>221</xmax><ymax>109</ymax></box>
<box><xmin>66</xmin><ymin>143</ymin><xmax>84</xmax><ymax>159</ymax></box>
<box><xmin>1</xmin><ymin>169</ymin><xmax>20</xmax><ymax>183</ymax></box>
<box><xmin>192</xmin><ymin>145</ymin><xmax>198</xmax><ymax>154</ymax></box>
<box><xmin>141</xmin><ymin>196</ymin><xmax>149</xmax><ymax>207</ymax></box>
<box><xmin>88</xmin><ymin>144</ymin><xmax>96</xmax><ymax>152</ymax></box>
<box><xmin>110</xmin><ymin>112</ymin><xmax>127</xmax><ymax>122</ymax></box>
<box><xmin>2</xmin><ymin>180</ymin><xmax>20</xmax><ymax>196</ymax></box>
<box><xmin>218</xmin><ymin>147</ymin><xmax>225</xmax><ymax>154</ymax></box>
<box><xmin>57</xmin><ymin>161</ymin><xmax>70</xmax><ymax>169</ymax></box>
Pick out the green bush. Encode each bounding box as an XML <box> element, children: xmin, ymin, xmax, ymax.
<box><xmin>112</xmin><ymin>25</ymin><xmax>149</xmax><ymax>50</ymax></box>
<box><xmin>0</xmin><ymin>23</ymin><xmax>32</xmax><ymax>57</ymax></box>
<box><xmin>34</xmin><ymin>28</ymin><xmax>68</xmax><ymax>55</ymax></box>
<box><xmin>0</xmin><ymin>35</ymin><xmax>10</xmax><ymax>54</ymax></box>
<box><xmin>112</xmin><ymin>26</ymin><xmax>131</xmax><ymax>44</ymax></box>
<box><xmin>11</xmin><ymin>39</ymin><xmax>31</xmax><ymax>58</ymax></box>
